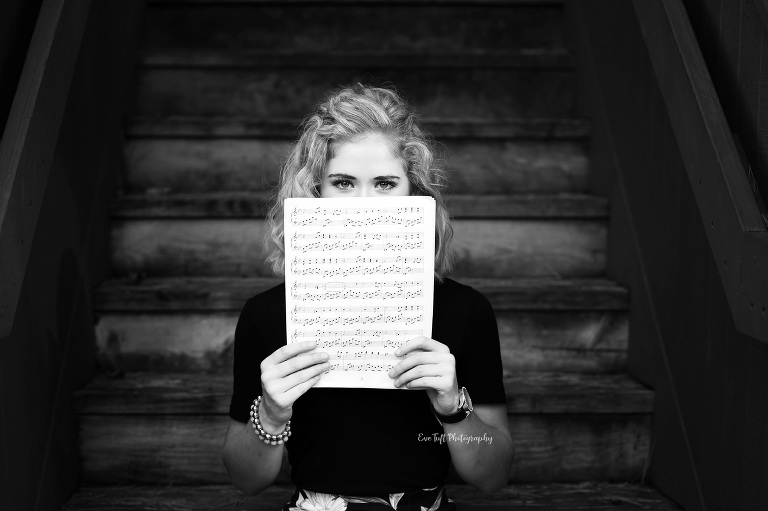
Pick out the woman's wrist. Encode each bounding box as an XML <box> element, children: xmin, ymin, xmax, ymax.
<box><xmin>257</xmin><ymin>399</ymin><xmax>288</xmax><ymax>435</ymax></box>
<box><xmin>432</xmin><ymin>388</ymin><xmax>461</xmax><ymax>415</ymax></box>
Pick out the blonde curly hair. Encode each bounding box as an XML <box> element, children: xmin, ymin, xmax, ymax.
<box><xmin>265</xmin><ymin>84</ymin><xmax>453</xmax><ymax>280</ymax></box>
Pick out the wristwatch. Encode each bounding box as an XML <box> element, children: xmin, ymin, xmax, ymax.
<box><xmin>432</xmin><ymin>387</ymin><xmax>473</xmax><ymax>425</ymax></box>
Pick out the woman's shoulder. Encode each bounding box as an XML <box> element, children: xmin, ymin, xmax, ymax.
<box><xmin>434</xmin><ymin>277</ymin><xmax>495</xmax><ymax>323</ymax></box>
<box><xmin>435</xmin><ymin>277</ymin><xmax>491</xmax><ymax>305</ymax></box>
<box><xmin>239</xmin><ymin>281</ymin><xmax>286</xmax><ymax>320</ymax></box>
<box><xmin>247</xmin><ymin>281</ymin><xmax>286</xmax><ymax>303</ymax></box>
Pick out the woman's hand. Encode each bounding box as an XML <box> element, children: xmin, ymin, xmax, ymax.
<box><xmin>259</xmin><ymin>340</ymin><xmax>329</xmax><ymax>431</ymax></box>
<box><xmin>388</xmin><ymin>336</ymin><xmax>460</xmax><ymax>415</ymax></box>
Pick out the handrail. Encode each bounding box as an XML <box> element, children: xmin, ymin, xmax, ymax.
<box><xmin>0</xmin><ymin>0</ymin><xmax>92</xmax><ymax>337</ymax></box>
<box><xmin>632</xmin><ymin>0</ymin><xmax>768</xmax><ymax>342</ymax></box>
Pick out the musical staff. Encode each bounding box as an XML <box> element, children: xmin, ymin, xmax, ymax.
<box><xmin>291</xmin><ymin>255</ymin><xmax>424</xmax><ymax>277</ymax></box>
<box><xmin>291</xmin><ymin>329</ymin><xmax>424</xmax><ymax>349</ymax></box>
<box><xmin>291</xmin><ymin>206</ymin><xmax>424</xmax><ymax>228</ymax></box>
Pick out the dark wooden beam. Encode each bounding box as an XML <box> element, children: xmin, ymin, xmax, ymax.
<box><xmin>0</xmin><ymin>0</ymin><xmax>92</xmax><ymax>337</ymax></box>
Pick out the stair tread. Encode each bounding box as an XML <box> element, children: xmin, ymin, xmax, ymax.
<box><xmin>139</xmin><ymin>49</ymin><xmax>574</xmax><ymax>68</ymax></box>
<box><xmin>110</xmin><ymin>192</ymin><xmax>608</xmax><ymax>219</ymax></box>
<box><xmin>127</xmin><ymin>116</ymin><xmax>590</xmax><ymax>139</ymax></box>
<box><xmin>73</xmin><ymin>371</ymin><xmax>652</xmax><ymax>415</ymax></box>
<box><xmin>61</xmin><ymin>482</ymin><xmax>680</xmax><ymax>511</ymax></box>
<box><xmin>93</xmin><ymin>276</ymin><xmax>628</xmax><ymax>312</ymax></box>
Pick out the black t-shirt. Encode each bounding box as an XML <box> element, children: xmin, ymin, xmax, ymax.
<box><xmin>229</xmin><ymin>277</ymin><xmax>506</xmax><ymax>495</ymax></box>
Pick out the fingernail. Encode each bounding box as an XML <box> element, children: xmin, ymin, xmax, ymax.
<box><xmin>394</xmin><ymin>349</ymin><xmax>401</xmax><ymax>356</ymax></box>
<box><xmin>321</xmin><ymin>352</ymin><xmax>329</xmax><ymax>360</ymax></box>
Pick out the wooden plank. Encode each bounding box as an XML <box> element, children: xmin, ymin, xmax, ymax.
<box><xmin>93</xmin><ymin>276</ymin><xmax>627</xmax><ymax>312</ymax></box>
<box><xmin>736</xmin><ymin>231</ymin><xmax>768</xmax><ymax>338</ymax></box>
<box><xmin>73</xmin><ymin>372</ymin><xmax>653</xmax><ymax>415</ymax></box>
<box><xmin>126</xmin><ymin>117</ymin><xmax>591</xmax><ymax>139</ymax></box>
<box><xmin>697</xmin><ymin>0</ymin><xmax>723</xmax><ymax>79</ymax></box>
<box><xmin>736</xmin><ymin>0</ymin><xmax>762</xmax><ymax>197</ymax></box>
<box><xmin>139</xmin><ymin>50</ymin><xmax>574</xmax><ymax>69</ymax></box>
<box><xmin>134</xmin><ymin>68</ymin><xmax>575</xmax><ymax>118</ymax></box>
<box><xmin>501</xmin><ymin>347</ymin><xmax>626</xmax><ymax>374</ymax></box>
<box><xmin>124</xmin><ymin>138</ymin><xmax>590</xmax><ymax>195</ymax></box>
<box><xmin>91</xmin><ymin>310</ymin><xmax>628</xmax><ymax>373</ymax></box>
<box><xmin>143</xmin><ymin>3</ymin><xmax>566</xmax><ymax>54</ymax></box>
<box><xmin>60</xmin><ymin>482</ymin><xmax>682</xmax><ymax>511</ymax></box>
<box><xmin>0</xmin><ymin>0</ymin><xmax>92</xmax><ymax>337</ymax></box>
<box><xmin>759</xmin><ymin>23</ymin><xmax>768</xmax><ymax>214</ymax></box>
<box><xmin>110</xmin><ymin>193</ymin><xmax>608</xmax><ymax>219</ymax></box>
<box><xmin>77</xmin><ymin>414</ymin><xmax>651</xmax><ymax>483</ymax></box>
<box><xmin>109</xmin><ymin>219</ymin><xmax>606</xmax><ymax>278</ymax></box>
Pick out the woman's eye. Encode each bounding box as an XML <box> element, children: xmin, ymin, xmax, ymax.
<box><xmin>376</xmin><ymin>181</ymin><xmax>396</xmax><ymax>190</ymax></box>
<box><xmin>332</xmin><ymin>179</ymin><xmax>353</xmax><ymax>189</ymax></box>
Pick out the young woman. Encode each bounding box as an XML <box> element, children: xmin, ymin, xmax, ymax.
<box><xmin>222</xmin><ymin>85</ymin><xmax>514</xmax><ymax>511</ymax></box>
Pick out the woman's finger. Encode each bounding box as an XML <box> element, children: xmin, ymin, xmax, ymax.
<box><xmin>281</xmin><ymin>359</ymin><xmax>331</xmax><ymax>391</ymax></box>
<box><xmin>398</xmin><ymin>376</ymin><xmax>449</xmax><ymax>391</ymax></box>
<box><xmin>269</xmin><ymin>351</ymin><xmax>329</xmax><ymax>379</ymax></box>
<box><xmin>394</xmin><ymin>364</ymin><xmax>450</xmax><ymax>388</ymax></box>
<box><xmin>261</xmin><ymin>341</ymin><xmax>319</xmax><ymax>370</ymax></box>
<box><xmin>396</xmin><ymin>336</ymin><xmax>450</xmax><ymax>356</ymax></box>
<box><xmin>282</xmin><ymin>371</ymin><xmax>324</xmax><ymax>404</ymax></box>
<box><xmin>389</xmin><ymin>351</ymin><xmax>453</xmax><ymax>379</ymax></box>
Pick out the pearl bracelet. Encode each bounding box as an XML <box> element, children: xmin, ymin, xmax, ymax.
<box><xmin>249</xmin><ymin>396</ymin><xmax>291</xmax><ymax>445</ymax></box>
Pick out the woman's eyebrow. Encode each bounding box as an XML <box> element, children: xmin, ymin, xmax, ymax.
<box><xmin>326</xmin><ymin>173</ymin><xmax>357</xmax><ymax>180</ymax></box>
<box><xmin>373</xmin><ymin>175</ymin><xmax>401</xmax><ymax>180</ymax></box>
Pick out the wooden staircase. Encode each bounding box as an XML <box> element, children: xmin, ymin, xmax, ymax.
<box><xmin>62</xmin><ymin>1</ymin><xmax>680</xmax><ymax>509</ymax></box>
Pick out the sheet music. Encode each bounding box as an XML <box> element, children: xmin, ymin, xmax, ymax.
<box><xmin>284</xmin><ymin>196</ymin><xmax>436</xmax><ymax>388</ymax></box>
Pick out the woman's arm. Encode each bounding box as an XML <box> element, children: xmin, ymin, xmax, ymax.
<box><xmin>390</xmin><ymin>336</ymin><xmax>514</xmax><ymax>494</ymax></box>
<box><xmin>223</xmin><ymin>340</ymin><xmax>330</xmax><ymax>495</ymax></box>
<box><xmin>222</xmin><ymin>416</ymin><xmax>285</xmax><ymax>495</ymax></box>
<box><xmin>441</xmin><ymin>404</ymin><xmax>514</xmax><ymax>494</ymax></box>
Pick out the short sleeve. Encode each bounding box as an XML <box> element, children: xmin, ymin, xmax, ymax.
<box><xmin>228</xmin><ymin>298</ymin><xmax>267</xmax><ymax>423</ymax></box>
<box><xmin>455</xmin><ymin>289</ymin><xmax>507</xmax><ymax>405</ymax></box>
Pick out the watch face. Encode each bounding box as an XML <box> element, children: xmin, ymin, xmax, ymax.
<box><xmin>462</xmin><ymin>387</ymin><xmax>473</xmax><ymax>412</ymax></box>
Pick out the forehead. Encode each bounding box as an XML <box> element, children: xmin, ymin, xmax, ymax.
<box><xmin>326</xmin><ymin>134</ymin><xmax>405</xmax><ymax>176</ymax></box>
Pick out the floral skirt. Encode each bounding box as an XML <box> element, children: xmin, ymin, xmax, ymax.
<box><xmin>283</xmin><ymin>485</ymin><xmax>457</xmax><ymax>511</ymax></box>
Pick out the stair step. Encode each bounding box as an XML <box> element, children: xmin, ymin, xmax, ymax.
<box><xmin>77</xmin><ymin>414</ymin><xmax>650</xmax><ymax>483</ymax></box>
<box><xmin>74</xmin><ymin>372</ymin><xmax>652</xmax><ymax>415</ymax></box>
<box><xmin>125</xmin><ymin>136</ymin><xmax>589</xmax><ymax>196</ymax></box>
<box><xmin>110</xmin><ymin>218</ymin><xmax>606</xmax><ymax>278</ymax></box>
<box><xmin>73</xmin><ymin>372</ymin><xmax>652</xmax><ymax>483</ymax></box>
<box><xmin>140</xmin><ymin>50</ymin><xmax>574</xmax><ymax>69</ymax></box>
<box><xmin>111</xmin><ymin>193</ymin><xmax>608</xmax><ymax>220</ymax></box>
<box><xmin>61</xmin><ymin>482</ymin><xmax>680</xmax><ymax>511</ymax></box>
<box><xmin>134</xmin><ymin>68</ymin><xmax>575</xmax><ymax>118</ymax></box>
<box><xmin>144</xmin><ymin>3</ymin><xmax>566</xmax><ymax>55</ymax></box>
<box><xmin>127</xmin><ymin>116</ymin><xmax>590</xmax><ymax>139</ymax></box>
<box><xmin>92</xmin><ymin>277</ymin><xmax>627</xmax><ymax>374</ymax></box>
<box><xmin>94</xmin><ymin>277</ymin><xmax>627</xmax><ymax>312</ymax></box>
